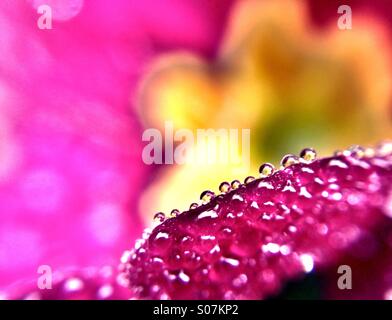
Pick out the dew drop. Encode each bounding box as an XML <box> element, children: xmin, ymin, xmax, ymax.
<box><xmin>97</xmin><ymin>284</ymin><xmax>113</xmax><ymax>299</ymax></box>
<box><xmin>231</xmin><ymin>180</ymin><xmax>241</xmax><ymax>189</ymax></box>
<box><xmin>288</xmin><ymin>225</ymin><xmax>297</xmax><ymax>233</ymax></box>
<box><xmin>209</xmin><ymin>244</ymin><xmax>221</xmax><ymax>254</ymax></box>
<box><xmin>244</xmin><ymin>176</ymin><xmax>255</xmax><ymax>184</ymax></box>
<box><xmin>281</xmin><ymin>154</ymin><xmax>299</xmax><ymax>168</ymax></box>
<box><xmin>328</xmin><ymin>159</ymin><xmax>348</xmax><ymax>169</ymax></box>
<box><xmin>153</xmin><ymin>212</ymin><xmax>165</xmax><ymax>223</ymax></box>
<box><xmin>197</xmin><ymin>210</ymin><xmax>218</xmax><ymax>220</ymax></box>
<box><xmin>258</xmin><ymin>181</ymin><xmax>274</xmax><ymax>189</ymax></box>
<box><xmin>331</xmin><ymin>192</ymin><xmax>343</xmax><ymax>201</ymax></box>
<box><xmin>299</xmin><ymin>186</ymin><xmax>312</xmax><ymax>199</ymax></box>
<box><xmin>221</xmin><ymin>257</ymin><xmax>240</xmax><ymax>267</ymax></box>
<box><xmin>280</xmin><ymin>245</ymin><xmax>291</xmax><ymax>255</ymax></box>
<box><xmin>348</xmin><ymin>145</ymin><xmax>365</xmax><ymax>158</ymax></box>
<box><xmin>170</xmin><ymin>209</ymin><xmax>180</xmax><ymax>218</ymax></box>
<box><xmin>299</xmin><ymin>254</ymin><xmax>314</xmax><ymax>273</ymax></box>
<box><xmin>377</xmin><ymin>141</ymin><xmax>392</xmax><ymax>156</ymax></box>
<box><xmin>178</xmin><ymin>271</ymin><xmax>190</xmax><ymax>283</ymax></box>
<box><xmin>200</xmin><ymin>190</ymin><xmax>215</xmax><ymax>203</ymax></box>
<box><xmin>262</xmin><ymin>242</ymin><xmax>280</xmax><ymax>254</ymax></box>
<box><xmin>64</xmin><ymin>277</ymin><xmax>84</xmax><ymax>292</ymax></box>
<box><xmin>189</xmin><ymin>203</ymin><xmax>198</xmax><ymax>210</ymax></box>
<box><xmin>155</xmin><ymin>232</ymin><xmax>169</xmax><ymax>240</ymax></box>
<box><xmin>259</xmin><ymin>163</ymin><xmax>275</xmax><ymax>177</ymax></box>
<box><xmin>364</xmin><ymin>147</ymin><xmax>375</xmax><ymax>158</ymax></box>
<box><xmin>300</xmin><ymin>148</ymin><xmax>317</xmax><ymax>162</ymax></box>
<box><xmin>232</xmin><ymin>274</ymin><xmax>248</xmax><ymax>288</ymax></box>
<box><xmin>219</xmin><ymin>181</ymin><xmax>231</xmax><ymax>193</ymax></box>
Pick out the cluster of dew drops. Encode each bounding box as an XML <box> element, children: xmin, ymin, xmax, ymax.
<box><xmin>152</xmin><ymin>145</ymin><xmax>381</xmax><ymax>224</ymax></box>
<box><xmin>121</xmin><ymin>142</ymin><xmax>392</xmax><ymax>299</ymax></box>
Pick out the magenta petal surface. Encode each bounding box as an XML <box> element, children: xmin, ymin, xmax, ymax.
<box><xmin>122</xmin><ymin>149</ymin><xmax>392</xmax><ymax>299</ymax></box>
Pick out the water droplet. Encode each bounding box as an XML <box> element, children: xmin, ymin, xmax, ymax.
<box><xmin>377</xmin><ymin>141</ymin><xmax>392</xmax><ymax>156</ymax></box>
<box><xmin>221</xmin><ymin>257</ymin><xmax>240</xmax><ymax>267</ymax></box>
<box><xmin>197</xmin><ymin>210</ymin><xmax>218</xmax><ymax>220</ymax></box>
<box><xmin>288</xmin><ymin>225</ymin><xmax>297</xmax><ymax>233</ymax></box>
<box><xmin>97</xmin><ymin>284</ymin><xmax>113</xmax><ymax>299</ymax></box>
<box><xmin>364</xmin><ymin>147</ymin><xmax>375</xmax><ymax>158</ymax></box>
<box><xmin>189</xmin><ymin>203</ymin><xmax>198</xmax><ymax>210</ymax></box>
<box><xmin>258</xmin><ymin>181</ymin><xmax>274</xmax><ymax>189</ymax></box>
<box><xmin>299</xmin><ymin>254</ymin><xmax>314</xmax><ymax>273</ymax></box>
<box><xmin>232</xmin><ymin>194</ymin><xmax>244</xmax><ymax>202</ymax></box>
<box><xmin>282</xmin><ymin>184</ymin><xmax>296</xmax><ymax>193</ymax></box>
<box><xmin>209</xmin><ymin>244</ymin><xmax>220</xmax><ymax>254</ymax></box>
<box><xmin>232</xmin><ymin>274</ymin><xmax>248</xmax><ymax>288</ymax></box>
<box><xmin>153</xmin><ymin>212</ymin><xmax>165</xmax><ymax>223</ymax></box>
<box><xmin>231</xmin><ymin>180</ymin><xmax>241</xmax><ymax>189</ymax></box>
<box><xmin>281</xmin><ymin>154</ymin><xmax>299</xmax><ymax>168</ymax></box>
<box><xmin>299</xmin><ymin>186</ymin><xmax>312</xmax><ymax>198</ymax></box>
<box><xmin>64</xmin><ymin>277</ymin><xmax>84</xmax><ymax>292</ymax></box>
<box><xmin>280</xmin><ymin>245</ymin><xmax>291</xmax><ymax>255</ymax></box>
<box><xmin>328</xmin><ymin>159</ymin><xmax>348</xmax><ymax>169</ymax></box>
<box><xmin>170</xmin><ymin>209</ymin><xmax>180</xmax><ymax>218</ymax></box>
<box><xmin>200</xmin><ymin>190</ymin><xmax>215</xmax><ymax>203</ymax></box>
<box><xmin>331</xmin><ymin>192</ymin><xmax>343</xmax><ymax>201</ymax></box>
<box><xmin>300</xmin><ymin>148</ymin><xmax>317</xmax><ymax>162</ymax></box>
<box><xmin>334</xmin><ymin>150</ymin><xmax>342</xmax><ymax>156</ymax></box>
<box><xmin>262</xmin><ymin>242</ymin><xmax>280</xmax><ymax>254</ymax></box>
<box><xmin>155</xmin><ymin>232</ymin><xmax>169</xmax><ymax>240</ymax></box>
<box><xmin>219</xmin><ymin>181</ymin><xmax>230</xmax><ymax>193</ymax></box>
<box><xmin>244</xmin><ymin>176</ymin><xmax>255</xmax><ymax>184</ymax></box>
<box><xmin>259</xmin><ymin>163</ymin><xmax>274</xmax><ymax>177</ymax></box>
<box><xmin>178</xmin><ymin>271</ymin><xmax>190</xmax><ymax>283</ymax></box>
<box><xmin>348</xmin><ymin>145</ymin><xmax>365</xmax><ymax>158</ymax></box>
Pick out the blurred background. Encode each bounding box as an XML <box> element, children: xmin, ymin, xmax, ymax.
<box><xmin>0</xmin><ymin>0</ymin><xmax>391</xmax><ymax>298</ymax></box>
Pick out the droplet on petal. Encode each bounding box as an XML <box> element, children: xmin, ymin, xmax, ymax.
<box><xmin>348</xmin><ymin>145</ymin><xmax>365</xmax><ymax>158</ymax></box>
<box><xmin>219</xmin><ymin>182</ymin><xmax>231</xmax><ymax>193</ymax></box>
<box><xmin>64</xmin><ymin>277</ymin><xmax>84</xmax><ymax>292</ymax></box>
<box><xmin>281</xmin><ymin>154</ymin><xmax>299</xmax><ymax>167</ymax></box>
<box><xmin>170</xmin><ymin>209</ymin><xmax>180</xmax><ymax>218</ymax></box>
<box><xmin>299</xmin><ymin>254</ymin><xmax>314</xmax><ymax>273</ymax></box>
<box><xmin>300</xmin><ymin>148</ymin><xmax>317</xmax><ymax>162</ymax></box>
<box><xmin>244</xmin><ymin>176</ymin><xmax>255</xmax><ymax>184</ymax></box>
<box><xmin>153</xmin><ymin>212</ymin><xmax>165</xmax><ymax>223</ymax></box>
<box><xmin>200</xmin><ymin>190</ymin><xmax>215</xmax><ymax>203</ymax></box>
<box><xmin>189</xmin><ymin>203</ymin><xmax>198</xmax><ymax>210</ymax></box>
<box><xmin>231</xmin><ymin>180</ymin><xmax>241</xmax><ymax>189</ymax></box>
<box><xmin>259</xmin><ymin>163</ymin><xmax>274</xmax><ymax>177</ymax></box>
<box><xmin>377</xmin><ymin>141</ymin><xmax>392</xmax><ymax>156</ymax></box>
<box><xmin>364</xmin><ymin>147</ymin><xmax>376</xmax><ymax>158</ymax></box>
